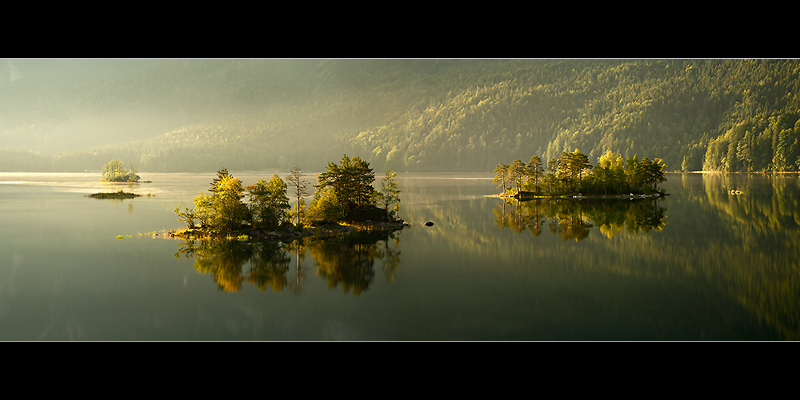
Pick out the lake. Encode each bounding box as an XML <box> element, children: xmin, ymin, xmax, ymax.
<box><xmin>1</xmin><ymin>171</ymin><xmax>798</xmax><ymax>341</ymax></box>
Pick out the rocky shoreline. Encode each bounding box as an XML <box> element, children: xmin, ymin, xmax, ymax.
<box><xmin>167</xmin><ymin>219</ymin><xmax>411</xmax><ymax>242</ymax></box>
<box><xmin>491</xmin><ymin>191</ymin><xmax>669</xmax><ymax>200</ymax></box>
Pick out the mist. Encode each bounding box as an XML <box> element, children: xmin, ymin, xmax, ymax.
<box><xmin>2</xmin><ymin>59</ymin><xmax>799</xmax><ymax>173</ymax></box>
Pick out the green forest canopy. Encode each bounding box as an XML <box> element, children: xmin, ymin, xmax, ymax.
<box><xmin>3</xmin><ymin>59</ymin><xmax>800</xmax><ymax>173</ymax></box>
<box><xmin>493</xmin><ymin>149</ymin><xmax>667</xmax><ymax>197</ymax></box>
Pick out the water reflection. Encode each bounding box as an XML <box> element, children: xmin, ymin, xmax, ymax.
<box><xmin>679</xmin><ymin>173</ymin><xmax>800</xmax><ymax>340</ymax></box>
<box><xmin>493</xmin><ymin>198</ymin><xmax>667</xmax><ymax>240</ymax></box>
<box><xmin>308</xmin><ymin>231</ymin><xmax>402</xmax><ymax>295</ymax></box>
<box><xmin>174</xmin><ymin>230</ymin><xmax>402</xmax><ymax>295</ymax></box>
<box><xmin>175</xmin><ymin>237</ymin><xmax>291</xmax><ymax>292</ymax></box>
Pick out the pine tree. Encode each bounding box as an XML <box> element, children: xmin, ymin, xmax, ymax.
<box><xmin>492</xmin><ymin>162</ymin><xmax>509</xmax><ymax>193</ymax></box>
<box><xmin>314</xmin><ymin>154</ymin><xmax>377</xmax><ymax>221</ymax></box>
<box><xmin>379</xmin><ymin>170</ymin><xmax>401</xmax><ymax>219</ymax></box>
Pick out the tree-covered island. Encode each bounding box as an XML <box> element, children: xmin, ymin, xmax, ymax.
<box><xmin>100</xmin><ymin>159</ymin><xmax>141</xmax><ymax>182</ymax></box>
<box><xmin>493</xmin><ymin>149</ymin><xmax>667</xmax><ymax>199</ymax></box>
<box><xmin>171</xmin><ymin>154</ymin><xmax>407</xmax><ymax>242</ymax></box>
<box><xmin>85</xmin><ymin>159</ymin><xmax>152</xmax><ymax>199</ymax></box>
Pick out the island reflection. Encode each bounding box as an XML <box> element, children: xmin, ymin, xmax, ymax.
<box><xmin>175</xmin><ymin>230</ymin><xmax>402</xmax><ymax>295</ymax></box>
<box><xmin>493</xmin><ymin>198</ymin><xmax>667</xmax><ymax>240</ymax></box>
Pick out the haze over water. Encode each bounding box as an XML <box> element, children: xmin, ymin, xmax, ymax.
<box><xmin>0</xmin><ymin>172</ymin><xmax>797</xmax><ymax>340</ymax></box>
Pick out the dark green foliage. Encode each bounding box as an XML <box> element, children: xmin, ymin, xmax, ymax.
<box><xmin>88</xmin><ymin>190</ymin><xmax>141</xmax><ymax>199</ymax></box>
<box><xmin>305</xmin><ymin>155</ymin><xmax>400</xmax><ymax>225</ymax></box>
<box><xmin>343</xmin><ymin>60</ymin><xmax>800</xmax><ymax>173</ymax></box>
<box><xmin>247</xmin><ymin>174</ymin><xmax>290</xmax><ymax>229</ymax></box>
<box><xmin>313</xmin><ymin>154</ymin><xmax>379</xmax><ymax>221</ymax></box>
<box><xmin>5</xmin><ymin>60</ymin><xmax>800</xmax><ymax>173</ymax></box>
<box><xmin>704</xmin><ymin>112</ymin><xmax>800</xmax><ymax>171</ymax></box>
<box><xmin>497</xmin><ymin>149</ymin><xmax>666</xmax><ymax>196</ymax></box>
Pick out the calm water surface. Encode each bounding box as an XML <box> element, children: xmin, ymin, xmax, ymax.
<box><xmin>1</xmin><ymin>172</ymin><xmax>798</xmax><ymax>340</ymax></box>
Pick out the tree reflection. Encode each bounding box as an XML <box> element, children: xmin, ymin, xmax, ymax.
<box><xmin>247</xmin><ymin>241</ymin><xmax>292</xmax><ymax>292</ymax></box>
<box><xmin>174</xmin><ymin>229</ymin><xmax>403</xmax><ymax>295</ymax></box>
<box><xmin>175</xmin><ymin>237</ymin><xmax>290</xmax><ymax>292</ymax></box>
<box><xmin>305</xmin><ymin>230</ymin><xmax>401</xmax><ymax>296</ymax></box>
<box><xmin>493</xmin><ymin>198</ymin><xmax>667</xmax><ymax>241</ymax></box>
<box><xmin>284</xmin><ymin>240</ymin><xmax>308</xmax><ymax>295</ymax></box>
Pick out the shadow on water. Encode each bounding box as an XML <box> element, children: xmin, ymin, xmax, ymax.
<box><xmin>174</xmin><ymin>230</ymin><xmax>402</xmax><ymax>295</ymax></box>
<box><xmin>493</xmin><ymin>197</ymin><xmax>667</xmax><ymax>241</ymax></box>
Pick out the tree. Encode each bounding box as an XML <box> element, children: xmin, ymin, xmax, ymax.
<box><xmin>545</xmin><ymin>157</ymin><xmax>562</xmax><ymax>195</ymax></box>
<box><xmin>247</xmin><ymin>174</ymin><xmax>290</xmax><ymax>229</ymax></box>
<box><xmin>508</xmin><ymin>159</ymin><xmax>527</xmax><ymax>193</ymax></box>
<box><xmin>379</xmin><ymin>170</ymin><xmax>401</xmax><ymax>219</ymax></box>
<box><xmin>128</xmin><ymin>163</ymin><xmax>140</xmax><ymax>182</ymax></box>
<box><xmin>349</xmin><ymin>155</ymin><xmax>377</xmax><ymax>209</ymax></box>
<box><xmin>315</xmin><ymin>154</ymin><xmax>378</xmax><ymax>220</ymax></box>
<box><xmin>625</xmin><ymin>155</ymin><xmax>643</xmax><ymax>190</ymax></box>
<box><xmin>212</xmin><ymin>175</ymin><xmax>250</xmax><ymax>231</ymax></box>
<box><xmin>186</xmin><ymin>174</ymin><xmax>249</xmax><ymax>231</ymax></box>
<box><xmin>174</xmin><ymin>206</ymin><xmax>197</xmax><ymax>229</ymax></box>
<box><xmin>285</xmin><ymin>167</ymin><xmax>310</xmax><ymax>225</ymax></box>
<box><xmin>644</xmin><ymin>158</ymin><xmax>667</xmax><ymax>192</ymax></box>
<box><xmin>176</xmin><ymin>170</ymin><xmax>295</xmax><ymax>232</ymax></box>
<box><xmin>102</xmin><ymin>159</ymin><xmax>139</xmax><ymax>182</ymax></box>
<box><xmin>305</xmin><ymin>187</ymin><xmax>342</xmax><ymax>224</ymax></box>
<box><xmin>492</xmin><ymin>162</ymin><xmax>509</xmax><ymax>192</ymax></box>
<box><xmin>210</xmin><ymin>167</ymin><xmax>232</xmax><ymax>193</ymax></box>
<box><xmin>596</xmin><ymin>150</ymin><xmax>625</xmax><ymax>194</ymax></box>
<box><xmin>102</xmin><ymin>159</ymin><xmax>126</xmax><ymax>181</ymax></box>
<box><xmin>571</xmin><ymin>150</ymin><xmax>591</xmax><ymax>191</ymax></box>
<box><xmin>558</xmin><ymin>149</ymin><xmax>591</xmax><ymax>193</ymax></box>
<box><xmin>526</xmin><ymin>156</ymin><xmax>544</xmax><ymax>192</ymax></box>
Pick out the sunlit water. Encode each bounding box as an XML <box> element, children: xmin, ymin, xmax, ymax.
<box><xmin>1</xmin><ymin>172</ymin><xmax>798</xmax><ymax>340</ymax></box>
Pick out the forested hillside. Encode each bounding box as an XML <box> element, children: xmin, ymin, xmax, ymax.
<box><xmin>2</xmin><ymin>59</ymin><xmax>799</xmax><ymax>173</ymax></box>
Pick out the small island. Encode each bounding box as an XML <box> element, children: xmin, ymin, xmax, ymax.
<box><xmin>170</xmin><ymin>155</ymin><xmax>407</xmax><ymax>242</ymax></box>
<box><xmin>492</xmin><ymin>149</ymin><xmax>668</xmax><ymax>199</ymax></box>
<box><xmin>100</xmin><ymin>159</ymin><xmax>142</xmax><ymax>182</ymax></box>
<box><xmin>87</xmin><ymin>190</ymin><xmax>143</xmax><ymax>199</ymax></box>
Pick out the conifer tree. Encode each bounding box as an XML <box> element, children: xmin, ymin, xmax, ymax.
<box><xmin>379</xmin><ymin>170</ymin><xmax>401</xmax><ymax>219</ymax></box>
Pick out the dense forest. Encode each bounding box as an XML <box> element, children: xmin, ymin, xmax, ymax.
<box><xmin>2</xmin><ymin>59</ymin><xmax>799</xmax><ymax>173</ymax></box>
<box><xmin>493</xmin><ymin>149</ymin><xmax>667</xmax><ymax>197</ymax></box>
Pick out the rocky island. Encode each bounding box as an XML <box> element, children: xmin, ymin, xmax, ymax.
<box><xmin>87</xmin><ymin>190</ymin><xmax>143</xmax><ymax>199</ymax></box>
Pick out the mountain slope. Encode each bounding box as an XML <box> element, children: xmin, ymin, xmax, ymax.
<box><xmin>2</xmin><ymin>59</ymin><xmax>799</xmax><ymax>173</ymax></box>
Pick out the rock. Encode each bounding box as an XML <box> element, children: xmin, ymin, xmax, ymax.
<box><xmin>424</xmin><ymin>221</ymin><xmax>434</xmax><ymax>227</ymax></box>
